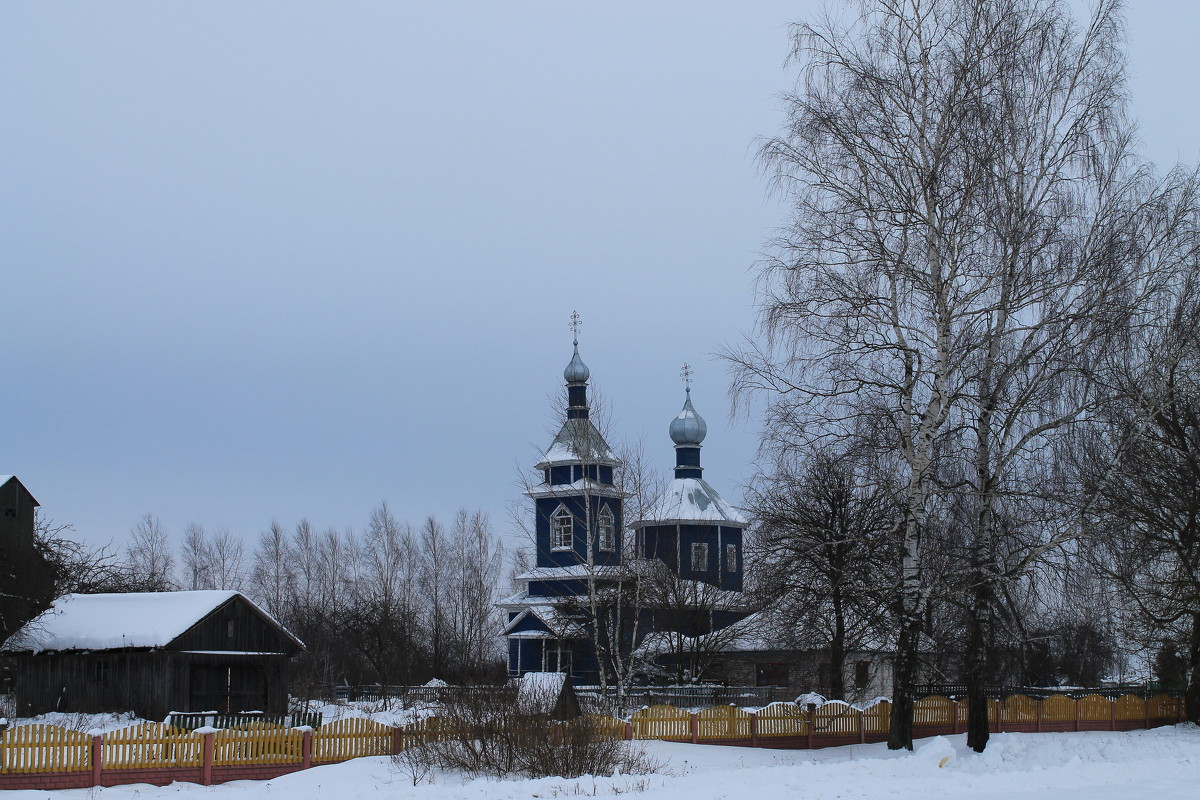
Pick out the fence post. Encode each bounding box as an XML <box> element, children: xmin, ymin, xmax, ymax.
<box><xmin>624</xmin><ymin>721</ymin><xmax>633</xmax><ymax>741</ymax></box>
<box><xmin>1074</xmin><ymin>698</ymin><xmax>1080</xmax><ymax>732</ymax></box>
<box><xmin>1035</xmin><ymin>699</ymin><xmax>1042</xmax><ymax>733</ymax></box>
<box><xmin>392</xmin><ymin>725</ymin><xmax>404</xmax><ymax>755</ymax></box>
<box><xmin>689</xmin><ymin>713</ymin><xmax>698</xmax><ymax>745</ymax></box>
<box><xmin>1109</xmin><ymin>698</ymin><xmax>1116</xmax><ymax>731</ymax></box>
<box><xmin>952</xmin><ymin>700</ymin><xmax>960</xmax><ymax>735</ymax></box>
<box><xmin>858</xmin><ymin>709</ymin><xmax>866</xmax><ymax>744</ymax></box>
<box><xmin>201</xmin><ymin>732</ymin><xmax>214</xmax><ymax>786</ymax></box>
<box><xmin>1143</xmin><ymin>696</ymin><xmax>1150</xmax><ymax>730</ymax></box>
<box><xmin>806</xmin><ymin>706</ymin><xmax>814</xmax><ymax>749</ymax></box>
<box><xmin>302</xmin><ymin>729</ymin><xmax>312</xmax><ymax>769</ymax></box>
<box><xmin>90</xmin><ymin>735</ymin><xmax>102</xmax><ymax>787</ymax></box>
<box><xmin>749</xmin><ymin>713</ymin><xmax>758</xmax><ymax>748</ymax></box>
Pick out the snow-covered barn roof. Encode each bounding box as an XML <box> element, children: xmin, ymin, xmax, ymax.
<box><xmin>1</xmin><ymin>590</ymin><xmax>302</xmax><ymax>654</ymax></box>
<box><xmin>633</xmin><ymin>477</ymin><xmax>748</xmax><ymax>527</ymax></box>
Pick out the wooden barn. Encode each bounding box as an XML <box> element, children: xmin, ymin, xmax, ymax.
<box><xmin>1</xmin><ymin>590</ymin><xmax>304</xmax><ymax>720</ymax></box>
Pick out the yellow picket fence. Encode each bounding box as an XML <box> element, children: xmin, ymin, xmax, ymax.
<box><xmin>1114</xmin><ymin>694</ymin><xmax>1145</xmax><ymax>721</ymax></box>
<box><xmin>1002</xmin><ymin>695</ymin><xmax>1038</xmax><ymax>724</ymax></box>
<box><xmin>696</xmin><ymin>705</ymin><xmax>751</xmax><ymax>740</ymax></box>
<box><xmin>1077</xmin><ymin>694</ymin><xmax>1111</xmax><ymax>723</ymax></box>
<box><xmin>755</xmin><ymin>702</ymin><xmax>809</xmax><ymax>738</ymax></box>
<box><xmin>1149</xmin><ymin>693</ymin><xmax>1181</xmax><ymax>720</ymax></box>
<box><xmin>312</xmin><ymin>718</ymin><xmax>393</xmax><ymax>762</ymax></box>
<box><xmin>1041</xmin><ymin>693</ymin><xmax>1075</xmax><ymax>723</ymax></box>
<box><xmin>212</xmin><ymin>721</ymin><xmax>303</xmax><ymax>766</ymax></box>
<box><xmin>0</xmin><ymin>724</ymin><xmax>92</xmax><ymax>774</ymax></box>
<box><xmin>864</xmin><ymin>700</ymin><xmax>891</xmax><ymax>735</ymax></box>
<box><xmin>914</xmin><ymin>696</ymin><xmax>954</xmax><ymax>727</ymax></box>
<box><xmin>813</xmin><ymin>702</ymin><xmax>861</xmax><ymax>737</ymax></box>
<box><xmin>102</xmin><ymin>723</ymin><xmax>204</xmax><ymax>769</ymax></box>
<box><xmin>402</xmin><ymin>715</ymin><xmax>446</xmax><ymax>749</ymax></box>
<box><xmin>630</xmin><ymin>705</ymin><xmax>691</xmax><ymax>740</ymax></box>
<box><xmin>586</xmin><ymin>714</ymin><xmax>628</xmax><ymax>741</ymax></box>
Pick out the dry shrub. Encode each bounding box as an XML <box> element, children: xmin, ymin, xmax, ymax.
<box><xmin>404</xmin><ymin>687</ymin><xmax>657</xmax><ymax>780</ymax></box>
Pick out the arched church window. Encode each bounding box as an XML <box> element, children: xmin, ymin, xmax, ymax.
<box><xmin>597</xmin><ymin>506</ymin><xmax>616</xmax><ymax>551</ymax></box>
<box><xmin>551</xmin><ymin>505</ymin><xmax>573</xmax><ymax>550</ymax></box>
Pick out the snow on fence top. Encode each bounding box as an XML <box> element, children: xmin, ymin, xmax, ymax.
<box><xmin>3</xmin><ymin>590</ymin><xmax>246</xmax><ymax>653</ymax></box>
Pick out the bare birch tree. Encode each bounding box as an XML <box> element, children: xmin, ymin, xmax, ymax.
<box><xmin>127</xmin><ymin>513</ymin><xmax>175</xmax><ymax>591</ymax></box>
<box><xmin>734</xmin><ymin>0</ymin><xmax>1195</xmax><ymax>749</ymax></box>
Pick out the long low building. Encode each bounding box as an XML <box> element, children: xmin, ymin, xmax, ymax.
<box><xmin>2</xmin><ymin>590</ymin><xmax>304</xmax><ymax>720</ymax></box>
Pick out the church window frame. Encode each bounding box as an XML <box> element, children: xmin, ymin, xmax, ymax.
<box><xmin>550</xmin><ymin>505</ymin><xmax>574</xmax><ymax>551</ymax></box>
<box><xmin>726</xmin><ymin>543</ymin><xmax>738</xmax><ymax>572</ymax></box>
<box><xmin>691</xmin><ymin>542</ymin><xmax>709</xmax><ymax>572</ymax></box>
<box><xmin>543</xmin><ymin>641</ymin><xmax>573</xmax><ymax>675</ymax></box>
<box><xmin>597</xmin><ymin>505</ymin><xmax>616</xmax><ymax>552</ymax></box>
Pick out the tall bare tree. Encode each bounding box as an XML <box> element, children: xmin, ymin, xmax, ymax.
<box><xmin>734</xmin><ymin>0</ymin><xmax>1196</xmax><ymax>749</ymax></box>
<box><xmin>1078</xmin><ymin>268</ymin><xmax>1200</xmax><ymax>721</ymax></box>
<box><xmin>250</xmin><ymin>521</ymin><xmax>294</xmax><ymax>619</ymax></box>
<box><xmin>127</xmin><ymin>513</ymin><xmax>176</xmax><ymax>591</ymax></box>
<box><xmin>748</xmin><ymin>449</ymin><xmax>898</xmax><ymax>699</ymax></box>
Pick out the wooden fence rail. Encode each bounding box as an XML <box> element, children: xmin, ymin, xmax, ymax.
<box><xmin>0</xmin><ymin>692</ymin><xmax>1186</xmax><ymax>791</ymax></box>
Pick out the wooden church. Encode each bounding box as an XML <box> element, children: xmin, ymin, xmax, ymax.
<box><xmin>501</xmin><ymin>330</ymin><xmax>750</xmax><ymax>684</ymax></box>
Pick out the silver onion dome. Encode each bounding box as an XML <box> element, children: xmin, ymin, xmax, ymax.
<box><xmin>669</xmin><ymin>388</ymin><xmax>707</xmax><ymax>446</ymax></box>
<box><xmin>564</xmin><ymin>341</ymin><xmax>590</xmax><ymax>384</ymax></box>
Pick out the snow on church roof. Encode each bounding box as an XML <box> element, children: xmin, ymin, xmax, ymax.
<box><xmin>2</xmin><ymin>590</ymin><xmax>296</xmax><ymax>653</ymax></box>
<box><xmin>536</xmin><ymin>418</ymin><xmax>620</xmax><ymax>468</ymax></box>
<box><xmin>636</xmin><ymin>477</ymin><xmax>748</xmax><ymax>527</ymax></box>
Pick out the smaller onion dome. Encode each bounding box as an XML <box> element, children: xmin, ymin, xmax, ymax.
<box><xmin>669</xmin><ymin>388</ymin><xmax>707</xmax><ymax>446</ymax></box>
<box><xmin>564</xmin><ymin>340</ymin><xmax>590</xmax><ymax>384</ymax></box>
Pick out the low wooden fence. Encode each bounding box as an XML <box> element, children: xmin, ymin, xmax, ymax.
<box><xmin>0</xmin><ymin>693</ymin><xmax>1185</xmax><ymax>790</ymax></box>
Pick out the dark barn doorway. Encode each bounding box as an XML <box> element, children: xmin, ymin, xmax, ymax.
<box><xmin>189</xmin><ymin>663</ymin><xmax>268</xmax><ymax>713</ymax></box>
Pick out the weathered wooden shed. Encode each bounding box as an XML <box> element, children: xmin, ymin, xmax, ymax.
<box><xmin>1</xmin><ymin>590</ymin><xmax>303</xmax><ymax>720</ymax></box>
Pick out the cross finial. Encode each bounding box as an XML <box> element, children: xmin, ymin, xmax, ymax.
<box><xmin>569</xmin><ymin>311</ymin><xmax>582</xmax><ymax>345</ymax></box>
<box><xmin>681</xmin><ymin>362</ymin><xmax>693</xmax><ymax>393</ymax></box>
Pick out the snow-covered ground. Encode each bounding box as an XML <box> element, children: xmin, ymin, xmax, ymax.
<box><xmin>2</xmin><ymin>726</ymin><xmax>1197</xmax><ymax>799</ymax></box>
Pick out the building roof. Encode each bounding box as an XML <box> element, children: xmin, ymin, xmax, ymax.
<box><xmin>502</xmin><ymin>605</ymin><xmax>586</xmax><ymax>639</ymax></box>
<box><xmin>1</xmin><ymin>590</ymin><xmax>302</xmax><ymax>654</ymax></box>
<box><xmin>0</xmin><ymin>474</ymin><xmax>40</xmax><ymax>506</ymax></box>
<box><xmin>536</xmin><ymin>418</ymin><xmax>620</xmax><ymax>469</ymax></box>
<box><xmin>524</xmin><ymin>478</ymin><xmax>627</xmax><ymax>500</ymax></box>
<box><xmin>513</xmin><ymin>564</ymin><xmax>629</xmax><ymax>583</ymax></box>
<box><xmin>669</xmin><ymin>389</ymin><xmax>707</xmax><ymax>446</ymax></box>
<box><xmin>633</xmin><ymin>477</ymin><xmax>748</xmax><ymax>527</ymax></box>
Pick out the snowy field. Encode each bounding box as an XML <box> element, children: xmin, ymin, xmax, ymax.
<box><xmin>3</xmin><ymin>726</ymin><xmax>1197</xmax><ymax>800</ymax></box>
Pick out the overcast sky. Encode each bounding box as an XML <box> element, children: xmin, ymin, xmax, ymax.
<box><xmin>2</xmin><ymin>2</ymin><xmax>1196</xmax><ymax>555</ymax></box>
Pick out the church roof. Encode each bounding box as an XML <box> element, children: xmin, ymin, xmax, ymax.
<box><xmin>524</xmin><ymin>478</ymin><xmax>627</xmax><ymax>500</ymax></box>
<box><xmin>513</xmin><ymin>564</ymin><xmax>628</xmax><ymax>582</ymax></box>
<box><xmin>502</xmin><ymin>605</ymin><xmax>587</xmax><ymax>639</ymax></box>
<box><xmin>669</xmin><ymin>390</ymin><xmax>707</xmax><ymax>446</ymax></box>
<box><xmin>634</xmin><ymin>477</ymin><xmax>748</xmax><ymax>527</ymax></box>
<box><xmin>536</xmin><ymin>417</ymin><xmax>620</xmax><ymax>468</ymax></box>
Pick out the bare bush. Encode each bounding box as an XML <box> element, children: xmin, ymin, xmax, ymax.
<box><xmin>410</xmin><ymin>689</ymin><xmax>656</xmax><ymax>780</ymax></box>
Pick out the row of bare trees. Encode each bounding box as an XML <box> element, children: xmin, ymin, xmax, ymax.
<box><xmin>732</xmin><ymin>0</ymin><xmax>1200</xmax><ymax>752</ymax></box>
<box><xmin>120</xmin><ymin>506</ymin><xmax>506</xmax><ymax>690</ymax></box>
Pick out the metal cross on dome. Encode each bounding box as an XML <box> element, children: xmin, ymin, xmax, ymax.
<box><xmin>681</xmin><ymin>362</ymin><xmax>693</xmax><ymax>392</ymax></box>
<box><xmin>569</xmin><ymin>311</ymin><xmax>582</xmax><ymax>344</ymax></box>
